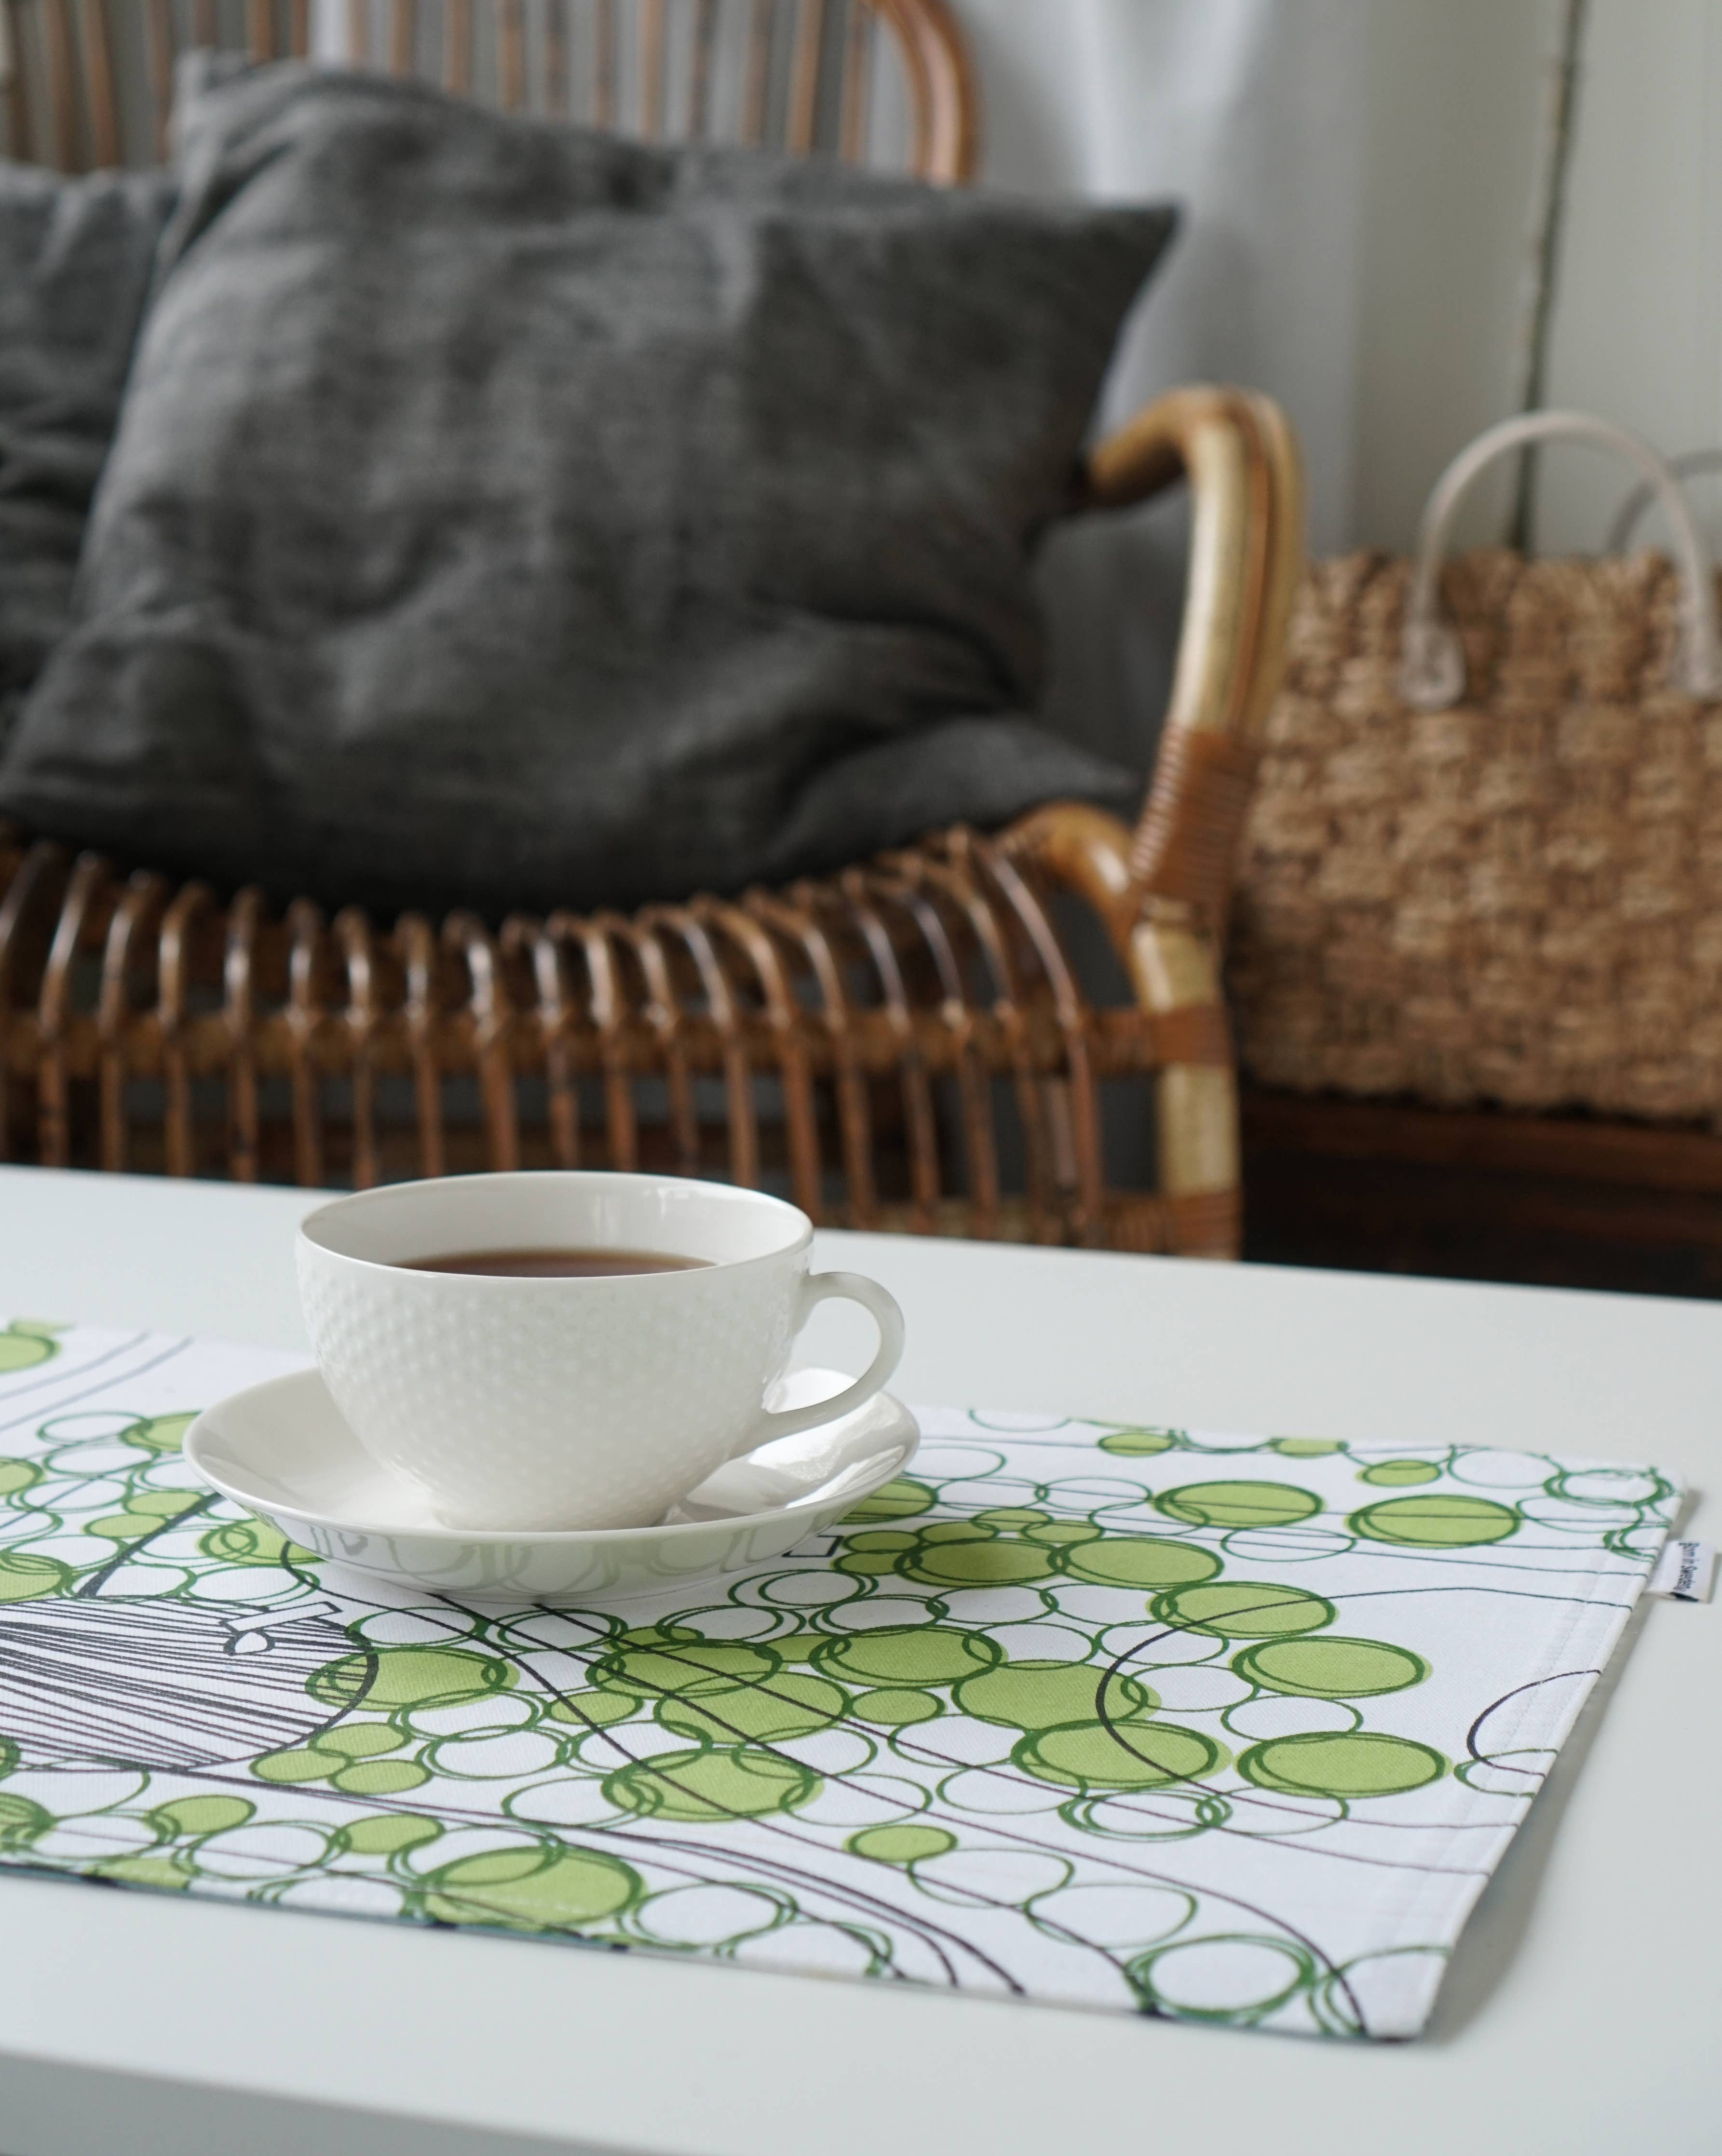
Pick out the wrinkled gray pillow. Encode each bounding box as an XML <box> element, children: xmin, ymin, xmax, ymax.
<box><xmin>0</xmin><ymin>162</ymin><xmax>177</xmax><ymax>731</ymax></box>
<box><xmin>0</xmin><ymin>62</ymin><xmax>1173</xmax><ymax>918</ymax></box>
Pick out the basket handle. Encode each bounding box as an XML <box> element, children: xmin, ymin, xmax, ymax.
<box><xmin>1399</xmin><ymin>410</ymin><xmax>1722</xmax><ymax>710</ymax></box>
<box><xmin>1603</xmin><ymin>448</ymin><xmax>1722</xmax><ymax>555</ymax></box>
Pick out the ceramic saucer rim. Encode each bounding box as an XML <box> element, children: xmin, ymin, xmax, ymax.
<box><xmin>184</xmin><ymin>1366</ymin><xmax>919</xmax><ymax>1546</ymax></box>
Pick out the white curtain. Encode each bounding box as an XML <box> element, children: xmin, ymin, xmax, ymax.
<box><xmin>955</xmin><ymin>0</ymin><xmax>1366</xmax><ymax>777</ymax></box>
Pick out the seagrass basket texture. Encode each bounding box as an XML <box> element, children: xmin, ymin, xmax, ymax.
<box><xmin>1229</xmin><ymin>546</ymin><xmax>1722</xmax><ymax>1121</ymax></box>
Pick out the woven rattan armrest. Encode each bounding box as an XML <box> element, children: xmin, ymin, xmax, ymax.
<box><xmin>1009</xmin><ymin>386</ymin><xmax>1305</xmax><ymax>1251</ymax></box>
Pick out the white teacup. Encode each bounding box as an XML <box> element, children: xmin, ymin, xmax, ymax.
<box><xmin>296</xmin><ymin>1172</ymin><xmax>905</xmax><ymax>1532</ymax></box>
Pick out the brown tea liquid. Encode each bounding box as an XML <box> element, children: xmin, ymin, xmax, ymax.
<box><xmin>400</xmin><ymin>1247</ymin><xmax>709</xmax><ymax>1279</ymax></box>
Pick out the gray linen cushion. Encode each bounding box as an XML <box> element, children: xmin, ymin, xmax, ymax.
<box><xmin>0</xmin><ymin>163</ymin><xmax>176</xmax><ymax>730</ymax></box>
<box><xmin>0</xmin><ymin>61</ymin><xmax>1174</xmax><ymax>918</ymax></box>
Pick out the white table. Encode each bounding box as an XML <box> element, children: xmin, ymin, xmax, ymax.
<box><xmin>0</xmin><ymin>1163</ymin><xmax>1715</xmax><ymax>2156</ymax></box>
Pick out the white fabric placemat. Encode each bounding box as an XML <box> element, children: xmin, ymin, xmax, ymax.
<box><xmin>0</xmin><ymin>1321</ymin><xmax>1681</xmax><ymax>2038</ymax></box>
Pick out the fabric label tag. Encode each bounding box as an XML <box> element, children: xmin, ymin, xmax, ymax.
<box><xmin>1649</xmin><ymin>1538</ymin><xmax>1717</xmax><ymax>1602</ymax></box>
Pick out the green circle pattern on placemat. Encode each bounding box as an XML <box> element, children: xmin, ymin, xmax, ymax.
<box><xmin>848</xmin><ymin>1824</ymin><xmax>956</xmax><ymax>1865</ymax></box>
<box><xmin>1059</xmin><ymin>1537</ymin><xmax>1220</xmax><ymax>1591</ymax></box>
<box><xmin>309</xmin><ymin>1645</ymin><xmax>515</xmax><ymax>1712</ymax></box>
<box><xmin>1156</xmin><ymin>1482</ymin><xmax>1323</xmax><ymax>1530</ymax></box>
<box><xmin>419</xmin><ymin>1846</ymin><xmax>641</xmax><ymax>1931</ymax></box>
<box><xmin>811</xmin><ymin>1627</ymin><xmax>1002</xmax><ymax>1688</ymax></box>
<box><xmin>603</xmin><ymin>1746</ymin><xmax>822</xmax><ymax>1822</ymax></box>
<box><xmin>1238</xmin><ymin>1733</ymin><xmax>1447</xmax><ymax>1798</ymax></box>
<box><xmin>1017</xmin><ymin>1720</ymin><xmax>1226</xmax><ymax>1792</ymax></box>
<box><xmin>0</xmin><ymin>1550</ymin><xmax>71</xmax><ymax>1602</ymax></box>
<box><xmin>1233</xmin><ymin>1637</ymin><xmax>1429</xmax><ymax>1699</ymax></box>
<box><xmin>953</xmin><ymin>1659</ymin><xmax>1156</xmax><ymax>1730</ymax></box>
<box><xmin>1098</xmin><ymin>1429</ymin><xmax>1180</xmax><ymax>1456</ymax></box>
<box><xmin>1153</xmin><ymin>1582</ymin><xmax>1336</xmax><ymax>1638</ymax></box>
<box><xmin>1350</xmin><ymin>1495</ymin><xmax>1519</xmax><ymax>1546</ymax></box>
<box><xmin>0</xmin><ymin>1340</ymin><xmax>1677</xmax><ymax>2040</ymax></box>
<box><xmin>841</xmin><ymin>1477</ymin><xmax>936</xmax><ymax>1523</ymax></box>
<box><xmin>0</xmin><ymin>1321</ymin><xmax>61</xmax><ymax>1374</ymax></box>
<box><xmin>1129</xmin><ymin>1933</ymin><xmax>1319</xmax><ymax>2023</ymax></box>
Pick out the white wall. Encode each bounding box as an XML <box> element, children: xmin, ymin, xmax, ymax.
<box><xmin>958</xmin><ymin>0</ymin><xmax>1722</xmax><ymax>559</ymax></box>
<box><xmin>1350</xmin><ymin>0</ymin><xmax>1545</xmax><ymax>552</ymax></box>
<box><xmin>958</xmin><ymin>0</ymin><xmax>1366</xmax><ymax>553</ymax></box>
<box><xmin>1355</xmin><ymin>0</ymin><xmax>1722</xmax><ymax>557</ymax></box>
<box><xmin>1538</xmin><ymin>0</ymin><xmax>1722</xmax><ymax>556</ymax></box>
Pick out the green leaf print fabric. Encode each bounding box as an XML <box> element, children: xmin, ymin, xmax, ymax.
<box><xmin>0</xmin><ymin>1324</ymin><xmax>1681</xmax><ymax>2039</ymax></box>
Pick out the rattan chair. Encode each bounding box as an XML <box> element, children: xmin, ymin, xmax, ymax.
<box><xmin>0</xmin><ymin>0</ymin><xmax>1302</xmax><ymax>1255</ymax></box>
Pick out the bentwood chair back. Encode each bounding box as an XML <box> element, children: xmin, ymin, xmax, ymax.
<box><xmin>0</xmin><ymin>0</ymin><xmax>974</xmax><ymax>181</ymax></box>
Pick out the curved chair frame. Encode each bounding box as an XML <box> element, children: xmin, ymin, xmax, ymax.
<box><xmin>0</xmin><ymin>4</ymin><xmax>1303</xmax><ymax>1255</ymax></box>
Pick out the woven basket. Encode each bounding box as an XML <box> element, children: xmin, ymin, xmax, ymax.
<box><xmin>1230</xmin><ymin>411</ymin><xmax>1722</xmax><ymax>1121</ymax></box>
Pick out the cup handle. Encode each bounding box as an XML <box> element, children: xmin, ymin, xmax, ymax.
<box><xmin>726</xmin><ymin>1271</ymin><xmax>906</xmax><ymax>1458</ymax></box>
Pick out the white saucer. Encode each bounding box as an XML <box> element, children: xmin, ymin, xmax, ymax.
<box><xmin>184</xmin><ymin>1366</ymin><xmax>919</xmax><ymax>1604</ymax></box>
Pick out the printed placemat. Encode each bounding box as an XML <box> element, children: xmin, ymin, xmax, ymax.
<box><xmin>0</xmin><ymin>1321</ymin><xmax>1681</xmax><ymax>2038</ymax></box>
